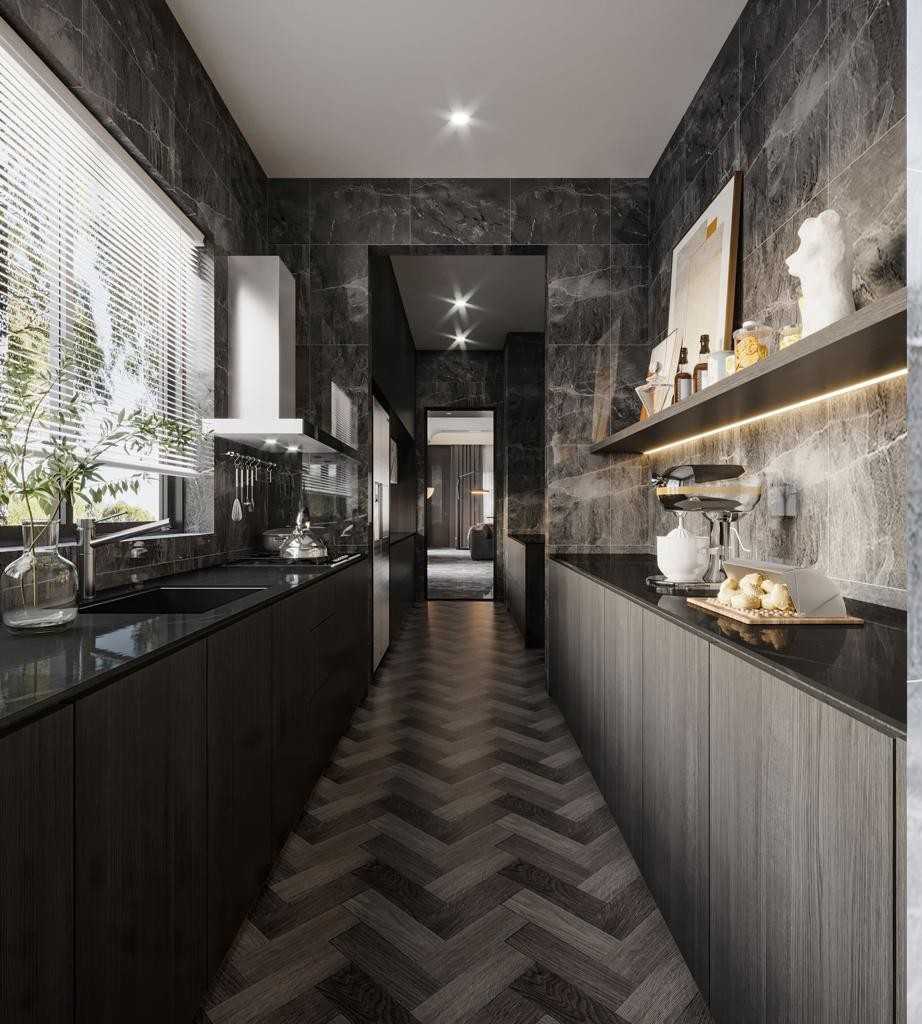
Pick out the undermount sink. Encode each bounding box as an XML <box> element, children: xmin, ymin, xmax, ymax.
<box><xmin>80</xmin><ymin>586</ymin><xmax>267</xmax><ymax>615</ymax></box>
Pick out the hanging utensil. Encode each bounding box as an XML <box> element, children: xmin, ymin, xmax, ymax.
<box><xmin>246</xmin><ymin>461</ymin><xmax>255</xmax><ymax>512</ymax></box>
<box><xmin>231</xmin><ymin>459</ymin><xmax>243</xmax><ymax>522</ymax></box>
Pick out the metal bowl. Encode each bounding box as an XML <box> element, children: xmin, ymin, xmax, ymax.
<box><xmin>261</xmin><ymin>528</ymin><xmax>291</xmax><ymax>553</ymax></box>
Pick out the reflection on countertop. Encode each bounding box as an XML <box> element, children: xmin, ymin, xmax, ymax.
<box><xmin>553</xmin><ymin>554</ymin><xmax>906</xmax><ymax>738</ymax></box>
<box><xmin>0</xmin><ymin>554</ymin><xmax>365</xmax><ymax>735</ymax></box>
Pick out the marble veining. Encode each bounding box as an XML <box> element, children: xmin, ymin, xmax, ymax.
<box><xmin>504</xmin><ymin>333</ymin><xmax>545</xmax><ymax>536</ymax></box>
<box><xmin>309</xmin><ymin>178</ymin><xmax>411</xmax><ymax>244</ymax></box>
<box><xmin>410</xmin><ymin>179</ymin><xmax>511</xmax><ymax>244</ymax></box>
<box><xmin>510</xmin><ymin>179</ymin><xmax>609</xmax><ymax>243</ymax></box>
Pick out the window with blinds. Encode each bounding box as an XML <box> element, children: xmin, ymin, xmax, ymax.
<box><xmin>0</xmin><ymin>20</ymin><xmax>213</xmax><ymax>498</ymax></box>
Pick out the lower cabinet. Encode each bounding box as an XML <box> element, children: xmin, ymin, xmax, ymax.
<box><xmin>206</xmin><ymin>609</ymin><xmax>274</xmax><ymax>979</ymax></box>
<box><xmin>0</xmin><ymin>707</ymin><xmax>73</xmax><ymax>1024</ymax></box>
<box><xmin>548</xmin><ymin>560</ymin><xmax>901</xmax><ymax>1022</ymax></box>
<box><xmin>75</xmin><ymin>645</ymin><xmax>207</xmax><ymax>1024</ymax></box>
<box><xmin>709</xmin><ymin>648</ymin><xmax>894</xmax><ymax>1024</ymax></box>
<box><xmin>641</xmin><ymin>611</ymin><xmax>709</xmax><ymax>995</ymax></box>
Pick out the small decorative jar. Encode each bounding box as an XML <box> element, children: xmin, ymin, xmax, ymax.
<box><xmin>1</xmin><ymin>521</ymin><xmax>78</xmax><ymax>633</ymax></box>
<box><xmin>732</xmin><ymin>321</ymin><xmax>776</xmax><ymax>370</ymax></box>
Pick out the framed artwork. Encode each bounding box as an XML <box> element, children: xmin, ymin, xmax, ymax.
<box><xmin>668</xmin><ymin>173</ymin><xmax>741</xmax><ymax>357</ymax></box>
<box><xmin>643</xmin><ymin>328</ymin><xmax>682</xmax><ymax>413</ymax></box>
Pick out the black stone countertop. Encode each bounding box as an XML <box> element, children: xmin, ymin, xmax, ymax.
<box><xmin>553</xmin><ymin>554</ymin><xmax>906</xmax><ymax>739</ymax></box>
<box><xmin>0</xmin><ymin>554</ymin><xmax>365</xmax><ymax>737</ymax></box>
<box><xmin>508</xmin><ymin>533</ymin><xmax>546</xmax><ymax>545</ymax></box>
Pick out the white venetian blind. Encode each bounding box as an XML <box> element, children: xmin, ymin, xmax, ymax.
<box><xmin>0</xmin><ymin>19</ymin><xmax>213</xmax><ymax>477</ymax></box>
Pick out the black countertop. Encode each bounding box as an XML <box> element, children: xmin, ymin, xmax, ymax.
<box><xmin>508</xmin><ymin>533</ymin><xmax>546</xmax><ymax>545</ymax></box>
<box><xmin>0</xmin><ymin>554</ymin><xmax>365</xmax><ymax>737</ymax></box>
<box><xmin>552</xmin><ymin>554</ymin><xmax>906</xmax><ymax>739</ymax></box>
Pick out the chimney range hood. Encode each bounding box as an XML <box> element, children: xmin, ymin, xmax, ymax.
<box><xmin>202</xmin><ymin>255</ymin><xmax>357</xmax><ymax>457</ymax></box>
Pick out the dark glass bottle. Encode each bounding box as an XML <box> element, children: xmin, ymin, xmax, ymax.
<box><xmin>693</xmin><ymin>334</ymin><xmax>710</xmax><ymax>392</ymax></box>
<box><xmin>673</xmin><ymin>346</ymin><xmax>692</xmax><ymax>402</ymax></box>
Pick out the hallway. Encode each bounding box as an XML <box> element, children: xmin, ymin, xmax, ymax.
<box><xmin>200</xmin><ymin>603</ymin><xmax>711</xmax><ymax>1024</ymax></box>
<box><xmin>426</xmin><ymin>548</ymin><xmax>495</xmax><ymax>600</ymax></box>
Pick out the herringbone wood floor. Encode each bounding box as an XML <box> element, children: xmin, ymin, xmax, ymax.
<box><xmin>200</xmin><ymin>601</ymin><xmax>712</xmax><ymax>1024</ymax></box>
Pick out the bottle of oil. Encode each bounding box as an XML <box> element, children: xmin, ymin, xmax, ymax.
<box><xmin>673</xmin><ymin>346</ymin><xmax>692</xmax><ymax>402</ymax></box>
<box><xmin>692</xmin><ymin>334</ymin><xmax>710</xmax><ymax>392</ymax></box>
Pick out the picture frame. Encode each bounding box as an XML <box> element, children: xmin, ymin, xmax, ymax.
<box><xmin>642</xmin><ymin>328</ymin><xmax>682</xmax><ymax>413</ymax></box>
<box><xmin>668</xmin><ymin>172</ymin><xmax>741</xmax><ymax>358</ymax></box>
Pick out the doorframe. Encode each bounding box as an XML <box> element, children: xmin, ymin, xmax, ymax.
<box><xmin>424</xmin><ymin>405</ymin><xmax>498</xmax><ymax>602</ymax></box>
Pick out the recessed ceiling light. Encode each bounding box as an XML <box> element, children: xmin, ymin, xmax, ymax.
<box><xmin>265</xmin><ymin>438</ymin><xmax>277</xmax><ymax>446</ymax></box>
<box><xmin>448</xmin><ymin>110</ymin><xmax>471</xmax><ymax>127</ymax></box>
<box><xmin>286</xmin><ymin>445</ymin><xmax>299</xmax><ymax>452</ymax></box>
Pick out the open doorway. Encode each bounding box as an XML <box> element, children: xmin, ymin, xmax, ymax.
<box><xmin>426</xmin><ymin>409</ymin><xmax>495</xmax><ymax>600</ymax></box>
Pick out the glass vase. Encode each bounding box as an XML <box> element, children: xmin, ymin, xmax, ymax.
<box><xmin>1</xmin><ymin>522</ymin><xmax>78</xmax><ymax>633</ymax></box>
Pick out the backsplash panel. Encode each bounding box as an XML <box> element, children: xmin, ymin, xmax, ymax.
<box><xmin>642</xmin><ymin>0</ymin><xmax>907</xmax><ymax>608</ymax></box>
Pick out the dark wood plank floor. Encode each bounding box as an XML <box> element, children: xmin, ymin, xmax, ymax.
<box><xmin>200</xmin><ymin>602</ymin><xmax>712</xmax><ymax>1024</ymax></box>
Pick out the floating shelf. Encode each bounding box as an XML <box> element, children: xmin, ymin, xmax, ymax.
<box><xmin>590</xmin><ymin>288</ymin><xmax>907</xmax><ymax>456</ymax></box>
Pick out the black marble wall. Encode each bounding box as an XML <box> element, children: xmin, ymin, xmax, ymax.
<box><xmin>504</xmin><ymin>333</ymin><xmax>545</xmax><ymax>536</ymax></box>
<box><xmin>415</xmin><ymin>350</ymin><xmax>504</xmax><ymax>599</ymax></box>
<box><xmin>267</xmin><ymin>179</ymin><xmax>651</xmax><ymax>566</ymax></box>
<box><xmin>641</xmin><ymin>0</ymin><xmax>908</xmax><ymax>608</ymax></box>
<box><xmin>0</xmin><ymin>0</ymin><xmax>280</xmax><ymax>588</ymax></box>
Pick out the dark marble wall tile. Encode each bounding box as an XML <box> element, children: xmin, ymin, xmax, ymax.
<box><xmin>310</xmin><ymin>179</ymin><xmax>411</xmax><ymax>244</ymax></box>
<box><xmin>611</xmin><ymin>179</ymin><xmax>650</xmax><ymax>244</ymax></box>
<box><xmin>268</xmin><ymin>179</ymin><xmax>311</xmax><ymax>243</ymax></box>
<box><xmin>511</xmin><ymin>179</ymin><xmax>609</xmax><ymax>243</ymax></box>
<box><xmin>504</xmin><ymin>331</ymin><xmax>545</xmax><ymax>536</ymax></box>
<box><xmin>649</xmin><ymin>123</ymin><xmax>685</xmax><ymax>232</ymax></box>
<box><xmin>546</xmin><ymin>244</ymin><xmax>612</xmax><ymax>348</ymax></box>
<box><xmin>740</xmin><ymin>0</ymin><xmax>820</xmax><ymax>107</ymax></box>
<box><xmin>684</xmin><ymin>27</ymin><xmax>741</xmax><ymax>186</ymax></box>
<box><xmin>740</xmin><ymin>7</ymin><xmax>829</xmax><ymax>255</ymax></box>
<box><xmin>546</xmin><ymin>342</ymin><xmax>611</xmax><ymax>447</ymax></box>
<box><xmin>611</xmin><ymin>245</ymin><xmax>648</xmax><ymax>346</ymax></box>
<box><xmin>309</xmin><ymin>244</ymin><xmax>369</xmax><ymax>347</ymax></box>
<box><xmin>829</xmin><ymin>0</ymin><xmax>906</xmax><ymax>178</ymax></box>
<box><xmin>547</xmin><ymin>468</ymin><xmax>611</xmax><ymax>552</ymax></box>
<box><xmin>0</xmin><ymin>0</ymin><xmax>82</xmax><ymax>84</ymax></box>
<box><xmin>648</xmin><ymin>269</ymin><xmax>671</xmax><ymax>344</ymax></box>
<box><xmin>828</xmin><ymin>118</ymin><xmax>907</xmax><ymax>307</ymax></box>
<box><xmin>410</xmin><ymin>179</ymin><xmax>510</xmax><ymax>244</ymax></box>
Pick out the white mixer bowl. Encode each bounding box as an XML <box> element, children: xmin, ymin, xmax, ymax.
<box><xmin>656</xmin><ymin>528</ymin><xmax>709</xmax><ymax>582</ymax></box>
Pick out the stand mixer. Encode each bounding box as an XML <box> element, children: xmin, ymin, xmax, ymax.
<box><xmin>650</xmin><ymin>464</ymin><xmax>763</xmax><ymax>590</ymax></box>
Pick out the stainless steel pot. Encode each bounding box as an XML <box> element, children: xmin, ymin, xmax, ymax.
<box><xmin>260</xmin><ymin>528</ymin><xmax>291</xmax><ymax>553</ymax></box>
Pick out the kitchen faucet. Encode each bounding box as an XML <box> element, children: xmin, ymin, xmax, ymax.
<box><xmin>77</xmin><ymin>516</ymin><xmax>171</xmax><ymax>602</ymax></box>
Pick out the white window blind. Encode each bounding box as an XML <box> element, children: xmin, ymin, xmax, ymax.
<box><xmin>0</xmin><ymin>18</ymin><xmax>213</xmax><ymax>478</ymax></box>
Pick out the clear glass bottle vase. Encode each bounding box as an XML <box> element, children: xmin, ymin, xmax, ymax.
<box><xmin>1</xmin><ymin>521</ymin><xmax>78</xmax><ymax>633</ymax></box>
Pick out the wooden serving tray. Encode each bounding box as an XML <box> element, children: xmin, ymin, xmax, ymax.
<box><xmin>687</xmin><ymin>597</ymin><xmax>864</xmax><ymax>627</ymax></box>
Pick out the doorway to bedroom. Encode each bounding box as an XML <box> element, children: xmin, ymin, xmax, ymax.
<box><xmin>425</xmin><ymin>409</ymin><xmax>495</xmax><ymax>600</ymax></box>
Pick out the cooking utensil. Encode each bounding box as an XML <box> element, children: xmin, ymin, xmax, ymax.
<box><xmin>261</xmin><ymin>528</ymin><xmax>290</xmax><ymax>553</ymax></box>
<box><xmin>278</xmin><ymin>505</ymin><xmax>328</xmax><ymax>561</ymax></box>
<box><xmin>245</xmin><ymin>463</ymin><xmax>255</xmax><ymax>512</ymax></box>
<box><xmin>231</xmin><ymin>463</ymin><xmax>243</xmax><ymax>522</ymax></box>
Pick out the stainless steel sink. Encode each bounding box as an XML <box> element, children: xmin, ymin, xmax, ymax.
<box><xmin>79</xmin><ymin>586</ymin><xmax>267</xmax><ymax>615</ymax></box>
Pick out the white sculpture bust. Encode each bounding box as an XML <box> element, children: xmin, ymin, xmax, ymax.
<box><xmin>785</xmin><ymin>209</ymin><xmax>855</xmax><ymax>336</ymax></box>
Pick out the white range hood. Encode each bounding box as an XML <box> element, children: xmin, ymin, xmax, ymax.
<box><xmin>203</xmin><ymin>255</ymin><xmax>355</xmax><ymax>456</ymax></box>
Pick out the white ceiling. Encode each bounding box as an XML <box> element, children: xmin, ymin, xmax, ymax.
<box><xmin>391</xmin><ymin>254</ymin><xmax>546</xmax><ymax>350</ymax></box>
<box><xmin>166</xmin><ymin>0</ymin><xmax>746</xmax><ymax>178</ymax></box>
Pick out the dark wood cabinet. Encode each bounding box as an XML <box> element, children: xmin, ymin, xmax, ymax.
<box><xmin>505</xmin><ymin>537</ymin><xmax>545</xmax><ymax>648</ymax></box>
<box><xmin>272</xmin><ymin>584</ymin><xmax>328</xmax><ymax>847</ymax></box>
<box><xmin>75</xmin><ymin>646</ymin><xmax>207</xmax><ymax>1024</ymax></box>
<box><xmin>709</xmin><ymin>649</ymin><xmax>894</xmax><ymax>1024</ymax></box>
<box><xmin>0</xmin><ymin>707</ymin><xmax>73</xmax><ymax>1024</ymax></box>
<box><xmin>206</xmin><ymin>609</ymin><xmax>274</xmax><ymax>978</ymax></box>
<box><xmin>601</xmin><ymin>589</ymin><xmax>643</xmax><ymax>862</ymax></box>
<box><xmin>641</xmin><ymin>611</ymin><xmax>709</xmax><ymax>996</ymax></box>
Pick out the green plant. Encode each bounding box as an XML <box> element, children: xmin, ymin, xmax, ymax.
<box><xmin>0</xmin><ymin>338</ymin><xmax>194</xmax><ymax>554</ymax></box>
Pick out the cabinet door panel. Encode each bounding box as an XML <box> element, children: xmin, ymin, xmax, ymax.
<box><xmin>601</xmin><ymin>590</ymin><xmax>643</xmax><ymax>861</ymax></box>
<box><xmin>576</xmin><ymin>574</ymin><xmax>604</xmax><ymax>780</ymax></box>
<box><xmin>207</xmin><ymin>610</ymin><xmax>273</xmax><ymax>977</ymax></box>
<box><xmin>709</xmin><ymin>649</ymin><xmax>893</xmax><ymax>1024</ymax></box>
<box><xmin>76</xmin><ymin>647</ymin><xmax>206</xmax><ymax>1024</ymax></box>
<box><xmin>547</xmin><ymin>562</ymin><xmax>563</xmax><ymax>699</ymax></box>
<box><xmin>0</xmin><ymin>708</ymin><xmax>73</xmax><ymax>1024</ymax></box>
<box><xmin>641</xmin><ymin>611</ymin><xmax>709</xmax><ymax>995</ymax></box>
<box><xmin>273</xmin><ymin>587</ymin><xmax>322</xmax><ymax>847</ymax></box>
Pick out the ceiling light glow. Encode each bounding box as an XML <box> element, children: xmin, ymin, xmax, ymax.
<box><xmin>448</xmin><ymin>110</ymin><xmax>471</xmax><ymax>127</ymax></box>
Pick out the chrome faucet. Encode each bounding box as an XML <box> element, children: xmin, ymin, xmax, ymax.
<box><xmin>77</xmin><ymin>517</ymin><xmax>171</xmax><ymax>602</ymax></box>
